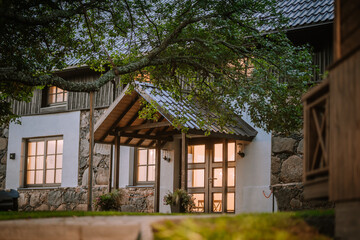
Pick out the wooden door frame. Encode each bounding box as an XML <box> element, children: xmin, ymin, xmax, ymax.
<box><xmin>187</xmin><ymin>138</ymin><xmax>236</xmax><ymax>213</ymax></box>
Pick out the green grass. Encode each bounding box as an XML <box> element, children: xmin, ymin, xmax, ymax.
<box><xmin>0</xmin><ymin>211</ymin><xmax>168</xmax><ymax>221</ymax></box>
<box><xmin>153</xmin><ymin>210</ymin><xmax>334</xmax><ymax>240</ymax></box>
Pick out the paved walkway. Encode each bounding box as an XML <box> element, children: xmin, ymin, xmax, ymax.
<box><xmin>0</xmin><ymin>215</ymin><xmax>213</xmax><ymax>240</ymax></box>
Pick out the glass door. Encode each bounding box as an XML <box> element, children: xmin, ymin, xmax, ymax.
<box><xmin>187</xmin><ymin>141</ymin><xmax>236</xmax><ymax>213</ymax></box>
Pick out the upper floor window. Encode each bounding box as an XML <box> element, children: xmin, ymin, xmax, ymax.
<box><xmin>135</xmin><ymin>148</ymin><xmax>155</xmax><ymax>185</ymax></box>
<box><xmin>48</xmin><ymin>86</ymin><xmax>67</xmax><ymax>105</ymax></box>
<box><xmin>26</xmin><ymin>137</ymin><xmax>63</xmax><ymax>186</ymax></box>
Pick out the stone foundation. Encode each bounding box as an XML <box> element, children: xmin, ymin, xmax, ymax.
<box><xmin>271</xmin><ymin>133</ymin><xmax>333</xmax><ymax>211</ymax></box>
<box><xmin>117</xmin><ymin>187</ymin><xmax>154</xmax><ymax>213</ymax></box>
<box><xmin>0</xmin><ymin>125</ymin><xmax>8</xmax><ymax>190</ymax></box>
<box><xmin>18</xmin><ymin>187</ymin><xmax>154</xmax><ymax>212</ymax></box>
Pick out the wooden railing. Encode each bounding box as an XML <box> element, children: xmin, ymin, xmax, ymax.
<box><xmin>302</xmin><ymin>79</ymin><xmax>330</xmax><ymax>200</ymax></box>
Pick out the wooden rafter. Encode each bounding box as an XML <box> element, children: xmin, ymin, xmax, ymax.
<box><xmin>99</xmin><ymin>95</ymin><xmax>140</xmax><ymax>141</ymax></box>
<box><xmin>117</xmin><ymin>121</ymin><xmax>171</xmax><ymax>132</ymax></box>
<box><xmin>135</xmin><ymin>117</ymin><xmax>165</xmax><ymax>146</ymax></box>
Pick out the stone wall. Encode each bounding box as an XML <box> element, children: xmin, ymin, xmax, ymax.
<box><xmin>117</xmin><ymin>187</ymin><xmax>154</xmax><ymax>213</ymax></box>
<box><xmin>18</xmin><ymin>186</ymin><xmax>154</xmax><ymax>212</ymax></box>
<box><xmin>0</xmin><ymin>125</ymin><xmax>8</xmax><ymax>190</ymax></box>
<box><xmin>79</xmin><ymin>109</ymin><xmax>111</xmax><ymax>187</ymax></box>
<box><xmin>18</xmin><ymin>186</ymin><xmax>108</xmax><ymax>211</ymax></box>
<box><xmin>271</xmin><ymin>133</ymin><xmax>333</xmax><ymax>211</ymax></box>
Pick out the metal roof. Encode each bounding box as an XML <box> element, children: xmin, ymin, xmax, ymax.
<box><xmin>261</xmin><ymin>0</ymin><xmax>334</xmax><ymax>31</ymax></box>
<box><xmin>94</xmin><ymin>82</ymin><xmax>257</xmax><ymax>147</ymax></box>
<box><xmin>281</xmin><ymin>0</ymin><xmax>333</xmax><ymax>28</ymax></box>
<box><xmin>137</xmin><ymin>82</ymin><xmax>257</xmax><ymax>139</ymax></box>
<box><xmin>64</xmin><ymin>1</ymin><xmax>334</xmax><ymax>68</ymax></box>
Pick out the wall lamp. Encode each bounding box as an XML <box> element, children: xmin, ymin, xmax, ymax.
<box><xmin>162</xmin><ymin>149</ymin><xmax>171</xmax><ymax>162</ymax></box>
<box><xmin>237</xmin><ymin>143</ymin><xmax>245</xmax><ymax>158</ymax></box>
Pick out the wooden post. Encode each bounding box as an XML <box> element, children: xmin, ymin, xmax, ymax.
<box><xmin>108</xmin><ymin>143</ymin><xmax>113</xmax><ymax>193</ymax></box>
<box><xmin>114</xmin><ymin>133</ymin><xmax>120</xmax><ymax>189</ymax></box>
<box><xmin>222</xmin><ymin>139</ymin><xmax>228</xmax><ymax>213</ymax></box>
<box><xmin>154</xmin><ymin>140</ymin><xmax>161</xmax><ymax>212</ymax></box>
<box><xmin>87</xmin><ymin>91</ymin><xmax>95</xmax><ymax>211</ymax></box>
<box><xmin>181</xmin><ymin>132</ymin><xmax>188</xmax><ymax>190</ymax></box>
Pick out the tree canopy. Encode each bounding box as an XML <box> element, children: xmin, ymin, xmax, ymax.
<box><xmin>0</xmin><ymin>0</ymin><xmax>313</xmax><ymax>133</ymax></box>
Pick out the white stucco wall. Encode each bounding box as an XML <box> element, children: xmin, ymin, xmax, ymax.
<box><xmin>118</xmin><ymin>146</ymin><xmax>133</xmax><ymax>188</ymax></box>
<box><xmin>6</xmin><ymin>111</ymin><xmax>81</xmax><ymax>189</ymax></box>
<box><xmin>235</xmin><ymin>114</ymin><xmax>274</xmax><ymax>213</ymax></box>
<box><xmin>159</xmin><ymin>142</ymin><xmax>175</xmax><ymax>213</ymax></box>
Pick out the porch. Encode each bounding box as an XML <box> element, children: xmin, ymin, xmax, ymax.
<box><xmin>93</xmin><ymin>82</ymin><xmax>258</xmax><ymax>213</ymax></box>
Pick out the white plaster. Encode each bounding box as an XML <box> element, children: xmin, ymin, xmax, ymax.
<box><xmin>119</xmin><ymin>146</ymin><xmax>132</xmax><ymax>188</ymax></box>
<box><xmin>6</xmin><ymin>111</ymin><xmax>80</xmax><ymax>189</ymax></box>
<box><xmin>235</xmin><ymin>112</ymin><xmax>273</xmax><ymax>213</ymax></box>
<box><xmin>159</xmin><ymin>142</ymin><xmax>174</xmax><ymax>213</ymax></box>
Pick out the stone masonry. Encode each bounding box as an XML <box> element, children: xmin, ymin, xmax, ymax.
<box><xmin>17</xmin><ymin>186</ymin><xmax>154</xmax><ymax>212</ymax></box>
<box><xmin>271</xmin><ymin>133</ymin><xmax>333</xmax><ymax>211</ymax></box>
<box><xmin>79</xmin><ymin>109</ymin><xmax>111</xmax><ymax>187</ymax></box>
<box><xmin>0</xmin><ymin>124</ymin><xmax>8</xmax><ymax>190</ymax></box>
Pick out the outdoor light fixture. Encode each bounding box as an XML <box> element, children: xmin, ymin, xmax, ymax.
<box><xmin>237</xmin><ymin>143</ymin><xmax>245</xmax><ymax>158</ymax></box>
<box><xmin>162</xmin><ymin>149</ymin><xmax>171</xmax><ymax>162</ymax></box>
<box><xmin>9</xmin><ymin>153</ymin><xmax>15</xmax><ymax>160</ymax></box>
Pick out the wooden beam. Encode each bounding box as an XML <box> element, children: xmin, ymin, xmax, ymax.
<box><xmin>87</xmin><ymin>91</ymin><xmax>95</xmax><ymax>211</ymax></box>
<box><xmin>186</xmin><ymin>129</ymin><xmax>255</xmax><ymax>141</ymax></box>
<box><xmin>112</xmin><ymin>132</ymin><xmax>172</xmax><ymax>140</ymax></box>
<box><xmin>114</xmin><ymin>135</ymin><xmax>120</xmax><ymax>189</ymax></box>
<box><xmin>181</xmin><ymin>132</ymin><xmax>188</xmax><ymax>190</ymax></box>
<box><xmin>117</xmin><ymin>121</ymin><xmax>171</xmax><ymax>132</ymax></box>
<box><xmin>222</xmin><ymin>139</ymin><xmax>228</xmax><ymax>213</ymax></box>
<box><xmin>108</xmin><ymin>144</ymin><xmax>113</xmax><ymax>193</ymax></box>
<box><xmin>123</xmin><ymin>119</ymin><xmax>149</xmax><ymax>145</ymax></box>
<box><xmin>136</xmin><ymin>118</ymin><xmax>166</xmax><ymax>146</ymax></box>
<box><xmin>154</xmin><ymin>140</ymin><xmax>161</xmax><ymax>212</ymax></box>
<box><xmin>100</xmin><ymin>95</ymin><xmax>139</xmax><ymax>141</ymax></box>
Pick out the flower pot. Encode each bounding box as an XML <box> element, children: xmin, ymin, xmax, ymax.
<box><xmin>170</xmin><ymin>203</ymin><xmax>186</xmax><ymax>213</ymax></box>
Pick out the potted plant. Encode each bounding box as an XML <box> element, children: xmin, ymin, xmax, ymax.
<box><xmin>163</xmin><ymin>189</ymin><xmax>195</xmax><ymax>213</ymax></box>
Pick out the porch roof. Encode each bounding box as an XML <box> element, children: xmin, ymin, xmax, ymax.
<box><xmin>94</xmin><ymin>82</ymin><xmax>257</xmax><ymax>147</ymax></box>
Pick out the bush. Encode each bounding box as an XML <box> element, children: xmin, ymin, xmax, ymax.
<box><xmin>94</xmin><ymin>190</ymin><xmax>120</xmax><ymax>211</ymax></box>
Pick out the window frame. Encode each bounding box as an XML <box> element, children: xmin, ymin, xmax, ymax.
<box><xmin>134</xmin><ymin>148</ymin><xmax>156</xmax><ymax>186</ymax></box>
<box><xmin>43</xmin><ymin>86</ymin><xmax>68</xmax><ymax>107</ymax></box>
<box><xmin>24</xmin><ymin>136</ymin><xmax>63</xmax><ymax>187</ymax></box>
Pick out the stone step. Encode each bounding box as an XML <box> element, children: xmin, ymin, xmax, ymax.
<box><xmin>0</xmin><ymin>218</ymin><xmax>140</xmax><ymax>240</ymax></box>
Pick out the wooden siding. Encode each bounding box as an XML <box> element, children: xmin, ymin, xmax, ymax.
<box><xmin>11</xmin><ymin>89</ymin><xmax>42</xmax><ymax>116</ymax></box>
<box><xmin>313</xmin><ymin>42</ymin><xmax>333</xmax><ymax>82</ymax></box>
<box><xmin>11</xmin><ymin>71</ymin><xmax>123</xmax><ymax>116</ymax></box>
<box><xmin>335</xmin><ymin>0</ymin><xmax>360</xmax><ymax>60</ymax></box>
<box><xmin>329</xmin><ymin>48</ymin><xmax>360</xmax><ymax>202</ymax></box>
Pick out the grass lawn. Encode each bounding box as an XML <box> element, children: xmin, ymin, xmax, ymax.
<box><xmin>0</xmin><ymin>209</ymin><xmax>334</xmax><ymax>239</ymax></box>
<box><xmin>153</xmin><ymin>210</ymin><xmax>334</xmax><ymax>240</ymax></box>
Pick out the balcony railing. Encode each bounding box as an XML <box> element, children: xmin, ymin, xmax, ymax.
<box><xmin>302</xmin><ymin>79</ymin><xmax>329</xmax><ymax>200</ymax></box>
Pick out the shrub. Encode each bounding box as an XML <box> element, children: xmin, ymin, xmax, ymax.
<box><xmin>94</xmin><ymin>190</ymin><xmax>120</xmax><ymax>211</ymax></box>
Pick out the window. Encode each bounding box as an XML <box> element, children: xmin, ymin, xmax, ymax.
<box><xmin>136</xmin><ymin>148</ymin><xmax>155</xmax><ymax>184</ymax></box>
<box><xmin>47</xmin><ymin>86</ymin><xmax>67</xmax><ymax>105</ymax></box>
<box><xmin>26</xmin><ymin>137</ymin><xmax>63</xmax><ymax>186</ymax></box>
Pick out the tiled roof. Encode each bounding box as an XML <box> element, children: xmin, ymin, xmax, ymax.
<box><xmin>65</xmin><ymin>1</ymin><xmax>334</xmax><ymax>66</ymax></box>
<box><xmin>277</xmin><ymin>0</ymin><xmax>334</xmax><ymax>30</ymax></box>
<box><xmin>136</xmin><ymin>82</ymin><xmax>258</xmax><ymax>140</ymax></box>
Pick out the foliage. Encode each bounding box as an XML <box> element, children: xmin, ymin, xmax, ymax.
<box><xmin>153</xmin><ymin>211</ymin><xmax>333</xmax><ymax>240</ymax></box>
<box><xmin>0</xmin><ymin>0</ymin><xmax>315</xmax><ymax>133</ymax></box>
<box><xmin>94</xmin><ymin>190</ymin><xmax>121</xmax><ymax>211</ymax></box>
<box><xmin>163</xmin><ymin>189</ymin><xmax>195</xmax><ymax>212</ymax></box>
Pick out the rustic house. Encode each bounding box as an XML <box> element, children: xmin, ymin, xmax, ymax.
<box><xmin>0</xmin><ymin>0</ymin><xmax>335</xmax><ymax>213</ymax></box>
